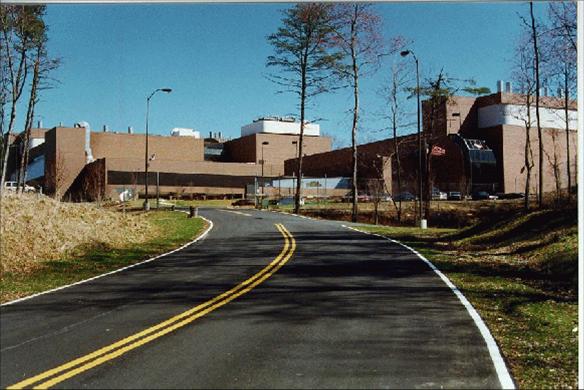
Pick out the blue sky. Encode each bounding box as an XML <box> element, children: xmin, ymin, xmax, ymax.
<box><xmin>23</xmin><ymin>2</ymin><xmax>550</xmax><ymax>147</ymax></box>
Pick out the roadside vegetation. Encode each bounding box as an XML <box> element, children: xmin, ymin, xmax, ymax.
<box><xmin>271</xmin><ymin>198</ymin><xmax>539</xmax><ymax>228</ymax></box>
<box><xmin>356</xmin><ymin>205</ymin><xmax>577</xmax><ymax>389</ymax></box>
<box><xmin>1</xmin><ymin>193</ymin><xmax>207</xmax><ymax>303</ymax></box>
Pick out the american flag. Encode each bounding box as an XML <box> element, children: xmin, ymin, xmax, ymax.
<box><xmin>430</xmin><ymin>145</ymin><xmax>446</xmax><ymax>156</ymax></box>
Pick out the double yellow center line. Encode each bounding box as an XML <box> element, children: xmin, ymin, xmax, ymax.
<box><xmin>9</xmin><ymin>224</ymin><xmax>296</xmax><ymax>389</ymax></box>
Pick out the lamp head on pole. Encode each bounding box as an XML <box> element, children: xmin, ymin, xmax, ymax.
<box><xmin>161</xmin><ymin>88</ymin><xmax>172</xmax><ymax>93</ymax></box>
<box><xmin>400</xmin><ymin>50</ymin><xmax>410</xmax><ymax>57</ymax></box>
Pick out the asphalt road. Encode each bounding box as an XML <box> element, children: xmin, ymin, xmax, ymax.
<box><xmin>1</xmin><ymin>208</ymin><xmax>511</xmax><ymax>389</ymax></box>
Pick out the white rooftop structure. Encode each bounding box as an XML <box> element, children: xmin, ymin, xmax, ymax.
<box><xmin>241</xmin><ymin>116</ymin><xmax>320</xmax><ymax>137</ymax></box>
<box><xmin>170</xmin><ymin>128</ymin><xmax>200</xmax><ymax>138</ymax></box>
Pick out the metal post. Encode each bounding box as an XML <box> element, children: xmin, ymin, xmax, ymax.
<box><xmin>254</xmin><ymin>176</ymin><xmax>258</xmax><ymax>208</ymax></box>
<box><xmin>415</xmin><ymin>55</ymin><xmax>424</xmax><ymax>228</ymax></box>
<box><xmin>144</xmin><ymin>97</ymin><xmax>151</xmax><ymax>211</ymax></box>
<box><xmin>156</xmin><ymin>171</ymin><xmax>160</xmax><ymax>209</ymax></box>
<box><xmin>261</xmin><ymin>145</ymin><xmax>264</xmax><ymax>206</ymax></box>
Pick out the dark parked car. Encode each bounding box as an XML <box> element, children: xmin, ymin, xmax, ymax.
<box><xmin>497</xmin><ymin>192</ymin><xmax>525</xmax><ymax>200</ymax></box>
<box><xmin>231</xmin><ymin>199</ymin><xmax>254</xmax><ymax>207</ymax></box>
<box><xmin>394</xmin><ymin>192</ymin><xmax>416</xmax><ymax>202</ymax></box>
<box><xmin>447</xmin><ymin>191</ymin><xmax>462</xmax><ymax>201</ymax></box>
<box><xmin>472</xmin><ymin>191</ymin><xmax>491</xmax><ymax>200</ymax></box>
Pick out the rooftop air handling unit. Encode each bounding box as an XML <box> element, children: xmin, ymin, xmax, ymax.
<box><xmin>241</xmin><ymin>116</ymin><xmax>320</xmax><ymax>137</ymax></box>
<box><xmin>170</xmin><ymin>128</ymin><xmax>200</xmax><ymax>138</ymax></box>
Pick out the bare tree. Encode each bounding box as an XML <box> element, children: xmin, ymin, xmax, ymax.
<box><xmin>547</xmin><ymin>1</ymin><xmax>576</xmax><ymax>52</ymax></box>
<box><xmin>266</xmin><ymin>3</ymin><xmax>343</xmax><ymax>214</ymax></box>
<box><xmin>544</xmin><ymin>130</ymin><xmax>562</xmax><ymax>203</ymax></box>
<box><xmin>510</xmin><ymin>32</ymin><xmax>536</xmax><ymax>211</ymax></box>
<box><xmin>45</xmin><ymin>150</ymin><xmax>66</xmax><ymax>199</ymax></box>
<box><xmin>329</xmin><ymin>3</ymin><xmax>384</xmax><ymax>222</ymax></box>
<box><xmin>545</xmin><ymin>2</ymin><xmax>576</xmax><ymax>197</ymax></box>
<box><xmin>16</xmin><ymin>35</ymin><xmax>60</xmax><ymax>192</ymax></box>
<box><xmin>0</xmin><ymin>6</ymin><xmax>44</xmax><ymax>191</ymax></box>
<box><xmin>529</xmin><ymin>2</ymin><xmax>544</xmax><ymax>208</ymax></box>
<box><xmin>380</xmin><ymin>60</ymin><xmax>411</xmax><ymax>222</ymax></box>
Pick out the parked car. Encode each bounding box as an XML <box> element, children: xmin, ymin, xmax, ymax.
<box><xmin>447</xmin><ymin>191</ymin><xmax>462</xmax><ymax>201</ymax></box>
<box><xmin>357</xmin><ymin>194</ymin><xmax>371</xmax><ymax>202</ymax></box>
<box><xmin>497</xmin><ymin>192</ymin><xmax>525</xmax><ymax>200</ymax></box>
<box><xmin>471</xmin><ymin>191</ymin><xmax>495</xmax><ymax>200</ymax></box>
<box><xmin>393</xmin><ymin>192</ymin><xmax>416</xmax><ymax>202</ymax></box>
<box><xmin>431</xmin><ymin>187</ymin><xmax>447</xmax><ymax>200</ymax></box>
<box><xmin>231</xmin><ymin>198</ymin><xmax>254</xmax><ymax>207</ymax></box>
<box><xmin>4</xmin><ymin>181</ymin><xmax>35</xmax><ymax>192</ymax></box>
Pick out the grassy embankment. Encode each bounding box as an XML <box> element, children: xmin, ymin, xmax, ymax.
<box><xmin>356</xmin><ymin>206</ymin><xmax>577</xmax><ymax>389</ymax></box>
<box><xmin>1</xmin><ymin>193</ymin><xmax>207</xmax><ymax>303</ymax></box>
<box><xmin>271</xmin><ymin>198</ymin><xmax>534</xmax><ymax>228</ymax></box>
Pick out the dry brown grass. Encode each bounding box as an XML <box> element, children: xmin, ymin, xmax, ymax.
<box><xmin>0</xmin><ymin>192</ymin><xmax>155</xmax><ymax>276</ymax></box>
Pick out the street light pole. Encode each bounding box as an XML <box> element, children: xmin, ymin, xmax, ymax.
<box><xmin>144</xmin><ymin>88</ymin><xmax>172</xmax><ymax>211</ymax></box>
<box><xmin>401</xmin><ymin>49</ymin><xmax>424</xmax><ymax>228</ymax></box>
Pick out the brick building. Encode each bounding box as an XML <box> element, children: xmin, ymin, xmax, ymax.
<box><xmin>285</xmin><ymin>89</ymin><xmax>577</xmax><ymax>197</ymax></box>
<box><xmin>7</xmin><ymin>88</ymin><xmax>577</xmax><ymax>201</ymax></box>
<box><xmin>8</xmin><ymin>117</ymin><xmax>331</xmax><ymax>200</ymax></box>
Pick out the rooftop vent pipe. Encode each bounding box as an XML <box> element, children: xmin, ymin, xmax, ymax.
<box><xmin>505</xmin><ymin>81</ymin><xmax>512</xmax><ymax>93</ymax></box>
<box><xmin>74</xmin><ymin>121</ymin><xmax>94</xmax><ymax>164</ymax></box>
<box><xmin>497</xmin><ymin>80</ymin><xmax>504</xmax><ymax>93</ymax></box>
<box><xmin>128</xmin><ymin>126</ymin><xmax>133</xmax><ymax>134</ymax></box>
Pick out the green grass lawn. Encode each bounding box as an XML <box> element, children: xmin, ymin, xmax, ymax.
<box><xmin>358</xmin><ymin>210</ymin><xmax>578</xmax><ymax>389</ymax></box>
<box><xmin>1</xmin><ymin>211</ymin><xmax>207</xmax><ymax>303</ymax></box>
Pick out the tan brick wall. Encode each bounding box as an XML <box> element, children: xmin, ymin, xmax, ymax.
<box><xmin>90</xmin><ymin>132</ymin><xmax>204</xmax><ymax>162</ymax></box>
<box><xmin>44</xmin><ymin>127</ymin><xmax>87</xmax><ymax>196</ymax></box>
<box><xmin>499</xmin><ymin>125</ymin><xmax>577</xmax><ymax>194</ymax></box>
<box><xmin>445</xmin><ymin>96</ymin><xmax>478</xmax><ymax>135</ymax></box>
<box><xmin>105</xmin><ymin>159</ymin><xmax>283</xmax><ymax>177</ymax></box>
<box><xmin>224</xmin><ymin>133</ymin><xmax>331</xmax><ymax>165</ymax></box>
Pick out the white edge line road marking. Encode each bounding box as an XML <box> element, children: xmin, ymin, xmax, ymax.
<box><xmin>1</xmin><ymin>214</ymin><xmax>214</xmax><ymax>307</ymax></box>
<box><xmin>342</xmin><ymin>224</ymin><xmax>516</xmax><ymax>390</ymax></box>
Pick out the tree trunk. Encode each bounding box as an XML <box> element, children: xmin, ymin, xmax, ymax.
<box><xmin>350</xmin><ymin>18</ymin><xmax>359</xmax><ymax>223</ymax></box>
<box><xmin>393</xmin><ymin>120</ymin><xmax>402</xmax><ymax>222</ymax></box>
<box><xmin>1</xmin><ymin>95</ymin><xmax>18</xmax><ymax>190</ymax></box>
<box><xmin>0</xmin><ymin>32</ymin><xmax>28</xmax><ymax>192</ymax></box>
<box><xmin>294</xmin><ymin>62</ymin><xmax>307</xmax><ymax>215</ymax></box>
<box><xmin>530</xmin><ymin>2</ymin><xmax>543</xmax><ymax>208</ymax></box>
<box><xmin>524</xmin><ymin>98</ymin><xmax>533</xmax><ymax>211</ymax></box>
<box><xmin>18</xmin><ymin>49</ymin><xmax>41</xmax><ymax>192</ymax></box>
<box><xmin>563</xmin><ymin>59</ymin><xmax>571</xmax><ymax>197</ymax></box>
